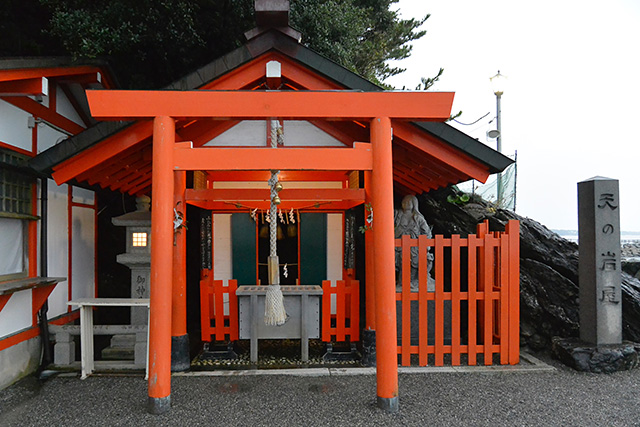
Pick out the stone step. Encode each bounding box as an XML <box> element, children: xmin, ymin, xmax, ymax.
<box><xmin>109</xmin><ymin>334</ymin><xmax>136</xmax><ymax>348</ymax></box>
<box><xmin>101</xmin><ymin>346</ymin><xmax>135</xmax><ymax>361</ymax></box>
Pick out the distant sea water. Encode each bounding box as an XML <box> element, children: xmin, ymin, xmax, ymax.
<box><xmin>554</xmin><ymin>230</ymin><xmax>640</xmax><ymax>244</ymax></box>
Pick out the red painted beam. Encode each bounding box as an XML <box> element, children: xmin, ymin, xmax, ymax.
<box><xmin>392</xmin><ymin>172</ymin><xmax>425</xmax><ymax>194</ymax></box>
<box><xmin>1</xmin><ymin>96</ymin><xmax>84</xmax><ymax>135</ymax></box>
<box><xmin>56</xmin><ymin>72</ymin><xmax>102</xmax><ymax>87</ymax></box>
<box><xmin>0</xmin><ymin>66</ymin><xmax>102</xmax><ymax>83</ymax></box>
<box><xmin>206</xmin><ymin>170</ymin><xmax>348</xmax><ymax>182</ymax></box>
<box><xmin>86</xmin><ymin>90</ymin><xmax>455</xmax><ymax>121</ymax></box>
<box><xmin>0</xmin><ymin>294</ymin><xmax>11</xmax><ymax>313</ymax></box>
<box><xmin>185</xmin><ymin>188</ymin><xmax>364</xmax><ymax>202</ymax></box>
<box><xmin>186</xmin><ymin>199</ymin><xmax>363</xmax><ymax>211</ymax></box>
<box><xmin>111</xmin><ymin>166</ymin><xmax>151</xmax><ymax>192</ymax></box>
<box><xmin>100</xmin><ymin>157</ymin><xmax>147</xmax><ymax>186</ymax></box>
<box><xmin>173</xmin><ymin>143</ymin><xmax>373</xmax><ymax>171</ymax></box>
<box><xmin>393</xmin><ymin>122</ymin><xmax>490</xmax><ymax>183</ymax></box>
<box><xmin>130</xmin><ymin>182</ymin><xmax>151</xmax><ymax>196</ymax></box>
<box><xmin>394</xmin><ymin>143</ymin><xmax>472</xmax><ymax>186</ymax></box>
<box><xmin>52</xmin><ymin>121</ymin><xmax>153</xmax><ymax>184</ymax></box>
<box><xmin>79</xmin><ymin>143</ymin><xmax>152</xmax><ymax>185</ymax></box>
<box><xmin>32</xmin><ymin>284</ymin><xmax>56</xmax><ymax>318</ymax></box>
<box><xmin>0</xmin><ymin>77</ymin><xmax>48</xmax><ymax>96</ymax></box>
<box><xmin>393</xmin><ymin>156</ymin><xmax>451</xmax><ymax>189</ymax></box>
<box><xmin>393</xmin><ymin>180</ymin><xmax>422</xmax><ymax>197</ymax></box>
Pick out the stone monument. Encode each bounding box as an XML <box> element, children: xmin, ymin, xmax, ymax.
<box><xmin>553</xmin><ymin>177</ymin><xmax>637</xmax><ymax>372</ymax></box>
<box><xmin>394</xmin><ymin>194</ymin><xmax>434</xmax><ymax>291</ymax></box>
<box><xmin>578</xmin><ymin>177</ymin><xmax>622</xmax><ymax>345</ymax></box>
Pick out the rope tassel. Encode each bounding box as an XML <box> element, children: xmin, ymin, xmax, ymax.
<box><xmin>264</xmin><ymin>120</ymin><xmax>287</xmax><ymax>326</ymax></box>
<box><xmin>265</xmin><ymin>256</ymin><xmax>286</xmax><ymax>326</ymax></box>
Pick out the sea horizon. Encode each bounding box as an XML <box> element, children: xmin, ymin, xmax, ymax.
<box><xmin>553</xmin><ymin>229</ymin><xmax>640</xmax><ymax>244</ymax></box>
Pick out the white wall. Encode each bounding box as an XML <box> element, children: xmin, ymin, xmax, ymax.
<box><xmin>72</xmin><ymin>187</ymin><xmax>95</xmax><ymax>205</ymax></box>
<box><xmin>46</xmin><ymin>182</ymin><xmax>69</xmax><ymax>318</ymax></box>
<box><xmin>37</xmin><ymin>123</ymin><xmax>68</xmax><ymax>154</ymax></box>
<box><xmin>0</xmin><ymin>218</ymin><xmax>25</xmax><ymax>276</ymax></box>
<box><xmin>0</xmin><ymin>290</ymin><xmax>32</xmax><ymax>337</ymax></box>
<box><xmin>0</xmin><ymin>99</ymin><xmax>31</xmax><ymax>152</ymax></box>
<box><xmin>282</xmin><ymin>121</ymin><xmax>345</xmax><ymax>146</ymax></box>
<box><xmin>326</xmin><ymin>213</ymin><xmax>343</xmax><ymax>281</ymax></box>
<box><xmin>55</xmin><ymin>86</ymin><xmax>85</xmax><ymax>127</ymax></box>
<box><xmin>71</xmin><ymin>205</ymin><xmax>95</xmax><ymax>300</ymax></box>
<box><xmin>213</xmin><ymin>214</ymin><xmax>232</xmax><ymax>281</ymax></box>
<box><xmin>204</xmin><ymin>120</ymin><xmax>346</xmax><ymax>147</ymax></box>
<box><xmin>205</xmin><ymin>121</ymin><xmax>266</xmax><ymax>146</ymax></box>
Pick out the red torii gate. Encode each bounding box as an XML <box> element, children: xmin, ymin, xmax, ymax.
<box><xmin>86</xmin><ymin>89</ymin><xmax>455</xmax><ymax>414</ymax></box>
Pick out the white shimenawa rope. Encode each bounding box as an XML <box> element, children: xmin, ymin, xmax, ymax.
<box><xmin>264</xmin><ymin>120</ymin><xmax>286</xmax><ymax>326</ymax></box>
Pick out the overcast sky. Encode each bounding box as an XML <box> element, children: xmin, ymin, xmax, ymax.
<box><xmin>386</xmin><ymin>0</ymin><xmax>640</xmax><ymax>232</ymax></box>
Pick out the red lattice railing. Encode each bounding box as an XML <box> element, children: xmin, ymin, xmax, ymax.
<box><xmin>322</xmin><ymin>278</ymin><xmax>360</xmax><ymax>343</ymax></box>
<box><xmin>200</xmin><ymin>273</ymin><xmax>239</xmax><ymax>342</ymax></box>
<box><xmin>396</xmin><ymin>220</ymin><xmax>520</xmax><ymax>366</ymax></box>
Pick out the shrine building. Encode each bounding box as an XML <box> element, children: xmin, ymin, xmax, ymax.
<box><xmin>0</xmin><ymin>1</ymin><xmax>518</xmax><ymax>414</ymax></box>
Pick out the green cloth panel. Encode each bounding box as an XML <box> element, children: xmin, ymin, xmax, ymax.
<box><xmin>300</xmin><ymin>213</ymin><xmax>327</xmax><ymax>285</ymax></box>
<box><xmin>231</xmin><ymin>213</ymin><xmax>256</xmax><ymax>285</ymax></box>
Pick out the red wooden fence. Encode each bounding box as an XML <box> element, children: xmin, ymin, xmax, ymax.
<box><xmin>396</xmin><ymin>220</ymin><xmax>520</xmax><ymax>366</ymax></box>
<box><xmin>322</xmin><ymin>278</ymin><xmax>360</xmax><ymax>342</ymax></box>
<box><xmin>200</xmin><ymin>272</ymin><xmax>239</xmax><ymax>342</ymax></box>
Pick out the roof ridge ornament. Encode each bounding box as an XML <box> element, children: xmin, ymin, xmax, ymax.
<box><xmin>245</xmin><ymin>0</ymin><xmax>302</xmax><ymax>42</ymax></box>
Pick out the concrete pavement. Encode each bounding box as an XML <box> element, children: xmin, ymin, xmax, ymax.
<box><xmin>1</xmin><ymin>353</ymin><xmax>639</xmax><ymax>426</ymax></box>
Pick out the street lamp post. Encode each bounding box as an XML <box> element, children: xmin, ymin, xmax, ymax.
<box><xmin>490</xmin><ymin>70</ymin><xmax>506</xmax><ymax>207</ymax></box>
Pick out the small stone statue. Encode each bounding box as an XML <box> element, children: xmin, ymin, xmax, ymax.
<box><xmin>394</xmin><ymin>195</ymin><xmax>435</xmax><ymax>291</ymax></box>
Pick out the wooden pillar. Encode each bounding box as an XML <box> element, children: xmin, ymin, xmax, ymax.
<box><xmin>364</xmin><ymin>170</ymin><xmax>376</xmax><ymax>330</ymax></box>
<box><xmin>370</xmin><ymin>117</ymin><xmax>398</xmax><ymax>412</ymax></box>
<box><xmin>171</xmin><ymin>170</ymin><xmax>190</xmax><ymax>371</ymax></box>
<box><xmin>148</xmin><ymin>116</ymin><xmax>175</xmax><ymax>414</ymax></box>
<box><xmin>361</xmin><ymin>170</ymin><xmax>377</xmax><ymax>366</ymax></box>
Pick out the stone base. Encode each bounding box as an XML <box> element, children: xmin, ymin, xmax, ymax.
<box><xmin>552</xmin><ymin>337</ymin><xmax>639</xmax><ymax>373</ymax></box>
<box><xmin>0</xmin><ymin>336</ymin><xmax>41</xmax><ymax>391</ymax></box>
<box><xmin>361</xmin><ymin>329</ymin><xmax>376</xmax><ymax>367</ymax></box>
<box><xmin>148</xmin><ymin>395</ymin><xmax>171</xmax><ymax>415</ymax></box>
<box><xmin>322</xmin><ymin>342</ymin><xmax>360</xmax><ymax>362</ymax></box>
<box><xmin>171</xmin><ymin>334</ymin><xmax>191</xmax><ymax>372</ymax></box>
<box><xmin>377</xmin><ymin>395</ymin><xmax>399</xmax><ymax>413</ymax></box>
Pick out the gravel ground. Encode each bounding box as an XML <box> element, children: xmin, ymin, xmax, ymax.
<box><xmin>1</xmin><ymin>354</ymin><xmax>639</xmax><ymax>426</ymax></box>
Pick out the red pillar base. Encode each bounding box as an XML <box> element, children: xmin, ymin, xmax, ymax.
<box><xmin>377</xmin><ymin>396</ymin><xmax>399</xmax><ymax>413</ymax></box>
<box><xmin>148</xmin><ymin>396</ymin><xmax>171</xmax><ymax>415</ymax></box>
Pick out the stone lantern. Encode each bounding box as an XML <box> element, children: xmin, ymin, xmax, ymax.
<box><xmin>112</xmin><ymin>195</ymin><xmax>152</xmax><ymax>325</ymax></box>
<box><xmin>101</xmin><ymin>196</ymin><xmax>151</xmax><ymax>362</ymax></box>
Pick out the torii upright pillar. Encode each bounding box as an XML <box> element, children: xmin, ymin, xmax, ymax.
<box><xmin>370</xmin><ymin>117</ymin><xmax>399</xmax><ymax>412</ymax></box>
<box><xmin>148</xmin><ymin>116</ymin><xmax>175</xmax><ymax>414</ymax></box>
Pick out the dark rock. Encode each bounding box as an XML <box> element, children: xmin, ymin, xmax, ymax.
<box><xmin>551</xmin><ymin>337</ymin><xmax>638</xmax><ymax>373</ymax></box>
<box><xmin>417</xmin><ymin>186</ymin><xmax>640</xmax><ymax>353</ymax></box>
<box><xmin>622</xmin><ymin>256</ymin><xmax>640</xmax><ymax>279</ymax></box>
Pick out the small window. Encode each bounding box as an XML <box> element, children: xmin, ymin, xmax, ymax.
<box><xmin>0</xmin><ymin>148</ymin><xmax>34</xmax><ymax>281</ymax></box>
<box><xmin>0</xmin><ymin>148</ymin><xmax>34</xmax><ymax>219</ymax></box>
<box><xmin>132</xmin><ymin>232</ymin><xmax>148</xmax><ymax>247</ymax></box>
